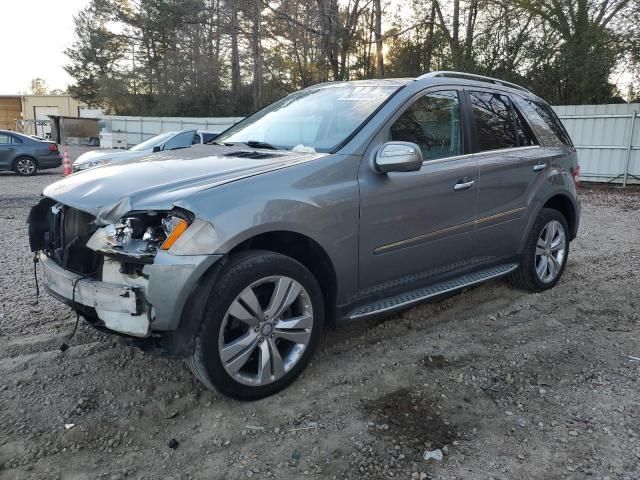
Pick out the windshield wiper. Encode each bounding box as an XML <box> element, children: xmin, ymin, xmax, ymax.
<box><xmin>244</xmin><ymin>140</ymin><xmax>281</xmax><ymax>150</ymax></box>
<box><xmin>211</xmin><ymin>140</ymin><xmax>287</xmax><ymax>150</ymax></box>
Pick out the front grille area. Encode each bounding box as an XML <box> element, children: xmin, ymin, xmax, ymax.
<box><xmin>46</xmin><ymin>203</ymin><xmax>102</xmax><ymax>275</ymax></box>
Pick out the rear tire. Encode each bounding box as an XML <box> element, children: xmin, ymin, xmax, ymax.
<box><xmin>510</xmin><ymin>208</ymin><xmax>570</xmax><ymax>292</ymax></box>
<box><xmin>187</xmin><ymin>250</ymin><xmax>324</xmax><ymax>400</ymax></box>
<box><xmin>14</xmin><ymin>157</ymin><xmax>38</xmax><ymax>176</ymax></box>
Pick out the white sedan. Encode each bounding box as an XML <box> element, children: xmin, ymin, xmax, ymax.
<box><xmin>73</xmin><ymin>129</ymin><xmax>220</xmax><ymax>172</ymax></box>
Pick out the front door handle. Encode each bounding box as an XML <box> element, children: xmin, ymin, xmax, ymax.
<box><xmin>533</xmin><ymin>163</ymin><xmax>546</xmax><ymax>172</ymax></box>
<box><xmin>453</xmin><ymin>179</ymin><xmax>475</xmax><ymax>191</ymax></box>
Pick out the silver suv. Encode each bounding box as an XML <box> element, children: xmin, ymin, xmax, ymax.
<box><xmin>28</xmin><ymin>72</ymin><xmax>580</xmax><ymax>399</ymax></box>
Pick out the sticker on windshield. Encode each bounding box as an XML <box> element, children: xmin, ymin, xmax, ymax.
<box><xmin>336</xmin><ymin>87</ymin><xmax>388</xmax><ymax>101</ymax></box>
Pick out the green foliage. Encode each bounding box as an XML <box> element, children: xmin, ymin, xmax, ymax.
<box><xmin>30</xmin><ymin>78</ymin><xmax>49</xmax><ymax>95</ymax></box>
<box><xmin>64</xmin><ymin>0</ymin><xmax>640</xmax><ymax>115</ymax></box>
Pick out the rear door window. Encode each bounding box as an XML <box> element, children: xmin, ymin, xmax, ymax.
<box><xmin>513</xmin><ymin>105</ymin><xmax>536</xmax><ymax>147</ymax></box>
<box><xmin>201</xmin><ymin>133</ymin><xmax>218</xmax><ymax>143</ymax></box>
<box><xmin>164</xmin><ymin>131</ymin><xmax>196</xmax><ymax>150</ymax></box>
<box><xmin>469</xmin><ymin>91</ymin><xmax>518</xmax><ymax>151</ymax></box>
<box><xmin>0</xmin><ymin>134</ymin><xmax>12</xmax><ymax>144</ymax></box>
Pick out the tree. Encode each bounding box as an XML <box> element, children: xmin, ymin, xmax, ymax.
<box><xmin>63</xmin><ymin>1</ymin><xmax>128</xmax><ymax>108</ymax></box>
<box><xmin>516</xmin><ymin>0</ymin><xmax>636</xmax><ymax>103</ymax></box>
<box><xmin>30</xmin><ymin>78</ymin><xmax>48</xmax><ymax>95</ymax></box>
<box><xmin>373</xmin><ymin>0</ymin><xmax>384</xmax><ymax>77</ymax></box>
<box><xmin>63</xmin><ymin>0</ymin><xmax>640</xmax><ymax>115</ymax></box>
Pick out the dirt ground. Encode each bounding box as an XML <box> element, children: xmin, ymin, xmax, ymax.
<box><xmin>1</xmin><ymin>169</ymin><xmax>639</xmax><ymax>480</ymax></box>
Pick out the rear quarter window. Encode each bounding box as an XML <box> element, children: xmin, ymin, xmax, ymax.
<box><xmin>513</xmin><ymin>96</ymin><xmax>573</xmax><ymax>148</ymax></box>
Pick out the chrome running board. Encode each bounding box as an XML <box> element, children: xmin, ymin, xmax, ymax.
<box><xmin>348</xmin><ymin>263</ymin><xmax>519</xmax><ymax>320</ymax></box>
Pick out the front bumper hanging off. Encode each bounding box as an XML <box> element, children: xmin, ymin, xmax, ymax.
<box><xmin>40</xmin><ymin>252</ymin><xmax>148</xmax><ymax>335</ymax></box>
<box><xmin>40</xmin><ymin>253</ymin><xmax>141</xmax><ymax>314</ymax></box>
<box><xmin>39</xmin><ymin>251</ymin><xmax>221</xmax><ymax>338</ymax></box>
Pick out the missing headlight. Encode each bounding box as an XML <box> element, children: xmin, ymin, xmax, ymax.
<box><xmin>90</xmin><ymin>210</ymin><xmax>192</xmax><ymax>260</ymax></box>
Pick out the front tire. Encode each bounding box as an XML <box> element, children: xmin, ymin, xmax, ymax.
<box><xmin>187</xmin><ymin>250</ymin><xmax>324</xmax><ymax>400</ymax></box>
<box><xmin>510</xmin><ymin>208</ymin><xmax>570</xmax><ymax>292</ymax></box>
<box><xmin>14</xmin><ymin>157</ymin><xmax>38</xmax><ymax>176</ymax></box>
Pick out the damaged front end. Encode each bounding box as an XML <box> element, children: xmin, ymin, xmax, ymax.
<box><xmin>28</xmin><ymin>197</ymin><xmax>220</xmax><ymax>342</ymax></box>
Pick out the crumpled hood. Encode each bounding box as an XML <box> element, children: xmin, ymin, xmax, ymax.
<box><xmin>43</xmin><ymin>145</ymin><xmax>324</xmax><ymax>224</ymax></box>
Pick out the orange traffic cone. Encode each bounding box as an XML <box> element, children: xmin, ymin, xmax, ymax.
<box><xmin>63</xmin><ymin>149</ymin><xmax>72</xmax><ymax>176</ymax></box>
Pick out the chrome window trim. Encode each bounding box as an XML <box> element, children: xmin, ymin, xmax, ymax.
<box><xmin>421</xmin><ymin>145</ymin><xmax>541</xmax><ymax>166</ymax></box>
<box><xmin>472</xmin><ymin>145</ymin><xmax>541</xmax><ymax>158</ymax></box>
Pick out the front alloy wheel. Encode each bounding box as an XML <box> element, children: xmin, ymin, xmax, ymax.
<box><xmin>187</xmin><ymin>250</ymin><xmax>324</xmax><ymax>400</ymax></box>
<box><xmin>219</xmin><ymin>276</ymin><xmax>314</xmax><ymax>386</ymax></box>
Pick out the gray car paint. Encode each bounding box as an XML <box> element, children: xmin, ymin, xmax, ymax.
<box><xmin>36</xmin><ymin>76</ymin><xmax>580</xmax><ymax>335</ymax></box>
<box><xmin>0</xmin><ymin>130</ymin><xmax>62</xmax><ymax>172</ymax></box>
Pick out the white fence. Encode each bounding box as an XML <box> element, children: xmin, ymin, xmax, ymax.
<box><xmin>554</xmin><ymin>104</ymin><xmax>639</xmax><ymax>185</ymax></box>
<box><xmin>98</xmin><ymin>115</ymin><xmax>244</xmax><ymax>146</ymax></box>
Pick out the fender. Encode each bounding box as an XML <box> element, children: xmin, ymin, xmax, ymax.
<box><xmin>518</xmin><ymin>167</ymin><xmax>580</xmax><ymax>253</ymax></box>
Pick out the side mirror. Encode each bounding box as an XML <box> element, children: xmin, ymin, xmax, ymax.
<box><xmin>152</xmin><ymin>145</ymin><xmax>162</xmax><ymax>153</ymax></box>
<box><xmin>374</xmin><ymin>142</ymin><xmax>423</xmax><ymax>173</ymax></box>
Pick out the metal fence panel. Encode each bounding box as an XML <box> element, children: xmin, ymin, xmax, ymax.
<box><xmin>553</xmin><ymin>104</ymin><xmax>639</xmax><ymax>184</ymax></box>
<box><xmin>98</xmin><ymin>116</ymin><xmax>244</xmax><ymax>146</ymax></box>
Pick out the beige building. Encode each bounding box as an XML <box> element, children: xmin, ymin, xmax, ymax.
<box><xmin>0</xmin><ymin>94</ymin><xmax>88</xmax><ymax>137</ymax></box>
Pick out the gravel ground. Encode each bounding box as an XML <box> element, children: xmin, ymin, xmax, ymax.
<box><xmin>1</xmin><ymin>171</ymin><xmax>639</xmax><ymax>480</ymax></box>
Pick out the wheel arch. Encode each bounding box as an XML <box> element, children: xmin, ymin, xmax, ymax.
<box><xmin>227</xmin><ymin>230</ymin><xmax>338</xmax><ymax>325</ymax></box>
<box><xmin>542</xmin><ymin>193</ymin><xmax>578</xmax><ymax>240</ymax></box>
<box><xmin>518</xmin><ymin>191</ymin><xmax>579</xmax><ymax>254</ymax></box>
<box><xmin>160</xmin><ymin>229</ymin><xmax>339</xmax><ymax>357</ymax></box>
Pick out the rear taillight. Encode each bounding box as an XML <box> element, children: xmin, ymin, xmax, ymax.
<box><xmin>48</xmin><ymin>143</ymin><xmax>58</xmax><ymax>152</ymax></box>
<box><xmin>572</xmin><ymin>164</ymin><xmax>580</xmax><ymax>187</ymax></box>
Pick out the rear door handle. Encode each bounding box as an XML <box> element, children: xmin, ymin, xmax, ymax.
<box><xmin>533</xmin><ymin>163</ymin><xmax>546</xmax><ymax>172</ymax></box>
<box><xmin>453</xmin><ymin>179</ymin><xmax>475</xmax><ymax>191</ymax></box>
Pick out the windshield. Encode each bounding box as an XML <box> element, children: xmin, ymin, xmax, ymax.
<box><xmin>216</xmin><ymin>84</ymin><xmax>399</xmax><ymax>152</ymax></box>
<box><xmin>130</xmin><ymin>132</ymin><xmax>176</xmax><ymax>151</ymax></box>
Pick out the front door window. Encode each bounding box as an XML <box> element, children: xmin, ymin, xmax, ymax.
<box><xmin>389</xmin><ymin>90</ymin><xmax>462</xmax><ymax>161</ymax></box>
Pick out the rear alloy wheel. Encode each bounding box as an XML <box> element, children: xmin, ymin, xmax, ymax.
<box><xmin>510</xmin><ymin>208</ymin><xmax>570</xmax><ymax>292</ymax></box>
<box><xmin>534</xmin><ymin>219</ymin><xmax>566</xmax><ymax>284</ymax></box>
<box><xmin>187</xmin><ymin>251</ymin><xmax>324</xmax><ymax>400</ymax></box>
<box><xmin>14</xmin><ymin>157</ymin><xmax>38</xmax><ymax>176</ymax></box>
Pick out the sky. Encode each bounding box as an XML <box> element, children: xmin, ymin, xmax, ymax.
<box><xmin>0</xmin><ymin>0</ymin><xmax>634</xmax><ymax>97</ymax></box>
<box><xmin>0</xmin><ymin>0</ymin><xmax>90</xmax><ymax>94</ymax></box>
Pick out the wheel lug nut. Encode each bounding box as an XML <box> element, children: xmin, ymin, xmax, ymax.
<box><xmin>254</xmin><ymin>327</ymin><xmax>259</xmax><ymax>332</ymax></box>
<box><xmin>259</xmin><ymin>337</ymin><xmax>264</xmax><ymax>343</ymax></box>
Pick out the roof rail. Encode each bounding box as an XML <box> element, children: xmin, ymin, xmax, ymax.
<box><xmin>416</xmin><ymin>71</ymin><xmax>531</xmax><ymax>94</ymax></box>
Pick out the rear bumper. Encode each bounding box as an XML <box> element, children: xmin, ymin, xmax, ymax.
<box><xmin>38</xmin><ymin>155</ymin><xmax>62</xmax><ymax>169</ymax></box>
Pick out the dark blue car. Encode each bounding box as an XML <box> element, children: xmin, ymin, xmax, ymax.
<box><xmin>0</xmin><ymin>130</ymin><xmax>62</xmax><ymax>176</ymax></box>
